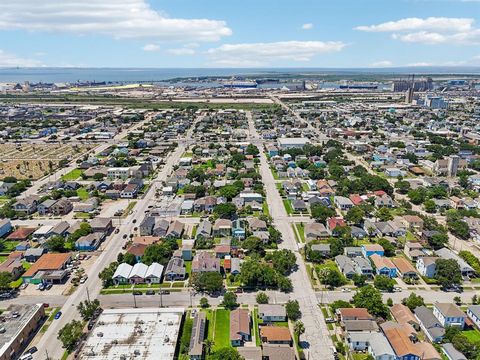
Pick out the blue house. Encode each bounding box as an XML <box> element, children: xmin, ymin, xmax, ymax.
<box><xmin>75</xmin><ymin>232</ymin><xmax>104</xmax><ymax>251</ymax></box>
<box><xmin>0</xmin><ymin>219</ymin><xmax>12</xmax><ymax>238</ymax></box>
<box><xmin>370</xmin><ymin>254</ymin><xmax>397</xmax><ymax>278</ymax></box>
<box><xmin>232</xmin><ymin>219</ymin><xmax>246</xmax><ymax>239</ymax></box>
<box><xmin>361</xmin><ymin>244</ymin><xmax>384</xmax><ymax>258</ymax></box>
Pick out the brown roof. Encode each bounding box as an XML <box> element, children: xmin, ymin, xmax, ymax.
<box><xmin>390</xmin><ymin>304</ymin><xmax>419</xmax><ymax>326</ymax></box>
<box><xmin>384</xmin><ymin>327</ymin><xmax>420</xmax><ymax>357</ymax></box>
<box><xmin>392</xmin><ymin>258</ymin><xmax>417</xmax><ymax>275</ymax></box>
<box><xmin>230</xmin><ymin>309</ymin><xmax>250</xmax><ymax>341</ymax></box>
<box><xmin>127</xmin><ymin>243</ymin><xmax>148</xmax><ymax>257</ymax></box>
<box><xmin>403</xmin><ymin>215</ymin><xmax>423</xmax><ymax>223</ymax></box>
<box><xmin>7</xmin><ymin>227</ymin><xmax>36</xmax><ymax>240</ymax></box>
<box><xmin>260</xmin><ymin>327</ymin><xmax>292</xmax><ymax>342</ymax></box>
<box><xmin>413</xmin><ymin>342</ymin><xmax>441</xmax><ymax>360</ymax></box>
<box><xmin>262</xmin><ymin>344</ymin><xmax>295</xmax><ymax>360</ymax></box>
<box><xmin>337</xmin><ymin>308</ymin><xmax>373</xmax><ymax>320</ymax></box>
<box><xmin>370</xmin><ymin>254</ymin><xmax>396</xmax><ymax>270</ymax></box>
<box><xmin>132</xmin><ymin>236</ymin><xmax>161</xmax><ymax>245</ymax></box>
<box><xmin>23</xmin><ymin>253</ymin><xmax>71</xmax><ymax>277</ymax></box>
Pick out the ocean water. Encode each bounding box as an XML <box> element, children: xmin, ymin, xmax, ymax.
<box><xmin>0</xmin><ymin>67</ymin><xmax>478</xmax><ymax>84</ymax></box>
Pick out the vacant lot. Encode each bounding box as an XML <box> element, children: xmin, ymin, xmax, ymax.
<box><xmin>0</xmin><ymin>144</ymin><xmax>92</xmax><ymax>179</ymax></box>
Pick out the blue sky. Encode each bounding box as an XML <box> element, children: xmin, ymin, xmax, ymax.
<box><xmin>0</xmin><ymin>0</ymin><xmax>478</xmax><ymax>68</ymax></box>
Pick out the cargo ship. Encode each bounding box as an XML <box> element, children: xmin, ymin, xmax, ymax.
<box><xmin>223</xmin><ymin>80</ymin><xmax>258</xmax><ymax>88</ymax></box>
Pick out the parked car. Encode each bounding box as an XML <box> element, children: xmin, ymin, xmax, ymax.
<box><xmin>26</xmin><ymin>347</ymin><xmax>38</xmax><ymax>354</ymax></box>
<box><xmin>146</xmin><ymin>290</ymin><xmax>155</xmax><ymax>295</ymax></box>
<box><xmin>54</xmin><ymin>311</ymin><xmax>62</xmax><ymax>320</ymax></box>
<box><xmin>80</xmin><ymin>276</ymin><xmax>88</xmax><ymax>284</ymax></box>
<box><xmin>37</xmin><ymin>284</ymin><xmax>45</xmax><ymax>291</ymax></box>
<box><xmin>159</xmin><ymin>290</ymin><xmax>170</xmax><ymax>295</ymax></box>
<box><xmin>42</xmin><ymin>303</ymin><xmax>49</xmax><ymax>308</ymax></box>
<box><xmin>45</xmin><ymin>283</ymin><xmax>53</xmax><ymax>290</ymax></box>
<box><xmin>132</xmin><ymin>291</ymin><xmax>142</xmax><ymax>295</ymax></box>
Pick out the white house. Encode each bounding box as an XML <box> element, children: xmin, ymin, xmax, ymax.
<box><xmin>433</xmin><ymin>303</ymin><xmax>466</xmax><ymax>328</ymax></box>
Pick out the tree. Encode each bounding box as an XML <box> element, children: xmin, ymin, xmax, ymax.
<box><xmin>352</xmin><ymin>274</ymin><xmax>367</xmax><ymax>287</ymax></box>
<box><xmin>46</xmin><ymin>235</ymin><xmax>67</xmax><ymax>252</ymax></box>
<box><xmin>245</xmin><ymin>144</ymin><xmax>259</xmax><ymax>156</ymax></box>
<box><xmin>424</xmin><ymin>199</ymin><xmax>436</xmax><ymax>213</ymax></box>
<box><xmin>377</xmin><ymin>238</ymin><xmax>396</xmax><ymax>257</ymax></box>
<box><xmin>122</xmin><ymin>252</ymin><xmax>137</xmax><ymax>265</ymax></box>
<box><xmin>213</xmin><ymin>203</ymin><xmax>237</xmax><ymax>219</ymax></box>
<box><xmin>265</xmin><ymin>249</ymin><xmax>296</xmax><ymax>275</ymax></box>
<box><xmin>345</xmin><ymin>206</ymin><xmax>365</xmax><ymax>225</ymax></box>
<box><xmin>242</xmin><ymin>236</ymin><xmax>266</xmax><ymax>255</ymax></box>
<box><xmin>219</xmin><ymin>185</ymin><xmax>242</xmax><ymax>200</ymax></box>
<box><xmin>453</xmin><ymin>296</ymin><xmax>462</xmax><ymax>305</ymax></box>
<box><xmin>285</xmin><ymin>300</ymin><xmax>301</xmax><ymax>321</ymax></box>
<box><xmin>353</xmin><ymin>285</ymin><xmax>389</xmax><ymax>318</ymax></box>
<box><xmin>318</xmin><ymin>268</ymin><xmax>346</xmax><ymax>288</ymax></box>
<box><xmin>211</xmin><ymin>347</ymin><xmax>244</xmax><ymax>360</ymax></box>
<box><xmin>0</xmin><ymin>272</ymin><xmax>12</xmax><ymax>292</ymax></box>
<box><xmin>386</xmin><ymin>298</ymin><xmax>393</xmax><ymax>307</ymax></box>
<box><xmin>222</xmin><ymin>291</ymin><xmax>238</xmax><ymax>310</ymax></box>
<box><xmin>448</xmin><ymin>220</ymin><xmax>470</xmax><ymax>240</ymax></box>
<box><xmin>200</xmin><ymin>297</ymin><xmax>210</xmax><ymax>308</ymax></box>
<box><xmin>310</xmin><ymin>204</ymin><xmax>336</xmax><ymax>224</ymax></box>
<box><xmin>294</xmin><ymin>320</ymin><xmax>305</xmax><ymax>338</ymax></box>
<box><xmin>204</xmin><ymin>339</ymin><xmax>215</xmax><ymax>355</ymax></box>
<box><xmin>77</xmin><ymin>299</ymin><xmax>101</xmax><ymax>321</ymax></box>
<box><xmin>402</xmin><ymin>293</ymin><xmax>425</xmax><ymax>311</ymax></box>
<box><xmin>395</xmin><ymin>180</ymin><xmax>411</xmax><ymax>194</ymax></box>
<box><xmin>408</xmin><ymin>188</ymin><xmax>427</xmax><ymax>205</ymax></box>
<box><xmin>428</xmin><ymin>232</ymin><xmax>448</xmax><ymax>250</ymax></box>
<box><xmin>58</xmin><ymin>320</ymin><xmax>84</xmax><ymax>351</ymax></box>
<box><xmin>256</xmin><ymin>292</ymin><xmax>269</xmax><ymax>304</ymax></box>
<box><xmin>435</xmin><ymin>259</ymin><xmax>462</xmax><ymax>289</ymax></box>
<box><xmin>142</xmin><ymin>242</ymin><xmax>176</xmax><ymax>266</ymax></box>
<box><xmin>330</xmin><ymin>300</ymin><xmax>351</xmax><ymax>313</ymax></box>
<box><xmin>98</xmin><ymin>262</ymin><xmax>118</xmax><ymax>287</ymax></box>
<box><xmin>375</xmin><ymin>207</ymin><xmax>393</xmax><ymax>221</ymax></box>
<box><xmin>191</xmin><ymin>272</ymin><xmax>224</xmax><ymax>293</ymax></box>
<box><xmin>374</xmin><ymin>275</ymin><xmax>395</xmax><ymax>292</ymax></box>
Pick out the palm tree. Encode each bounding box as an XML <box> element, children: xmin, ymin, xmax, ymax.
<box><xmin>204</xmin><ymin>339</ymin><xmax>214</xmax><ymax>355</ymax></box>
<box><xmin>294</xmin><ymin>320</ymin><xmax>305</xmax><ymax>339</ymax></box>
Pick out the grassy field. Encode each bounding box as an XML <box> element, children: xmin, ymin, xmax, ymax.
<box><xmin>463</xmin><ymin>329</ymin><xmax>480</xmax><ymax>342</ymax></box>
<box><xmin>0</xmin><ymin>240</ymin><xmax>19</xmax><ymax>252</ymax></box>
<box><xmin>213</xmin><ymin>309</ymin><xmax>231</xmax><ymax>350</ymax></box>
<box><xmin>253</xmin><ymin>308</ymin><xmax>261</xmax><ymax>346</ymax></box>
<box><xmin>283</xmin><ymin>199</ymin><xmax>294</xmax><ymax>215</ymax></box>
<box><xmin>76</xmin><ymin>187</ymin><xmax>89</xmax><ymax>200</ymax></box>
<box><xmin>61</xmin><ymin>168</ymin><xmax>83</xmax><ymax>181</ymax></box>
<box><xmin>295</xmin><ymin>223</ymin><xmax>306</xmax><ymax>242</ymax></box>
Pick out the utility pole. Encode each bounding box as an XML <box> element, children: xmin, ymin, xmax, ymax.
<box><xmin>45</xmin><ymin>350</ymin><xmax>50</xmax><ymax>360</ymax></box>
<box><xmin>86</xmin><ymin>286</ymin><xmax>91</xmax><ymax>303</ymax></box>
<box><xmin>133</xmin><ymin>292</ymin><xmax>137</xmax><ymax>308</ymax></box>
<box><xmin>160</xmin><ymin>289</ymin><xmax>163</xmax><ymax>308</ymax></box>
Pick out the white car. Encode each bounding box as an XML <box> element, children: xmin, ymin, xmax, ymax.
<box><xmin>80</xmin><ymin>276</ymin><xmax>88</xmax><ymax>284</ymax></box>
<box><xmin>341</xmin><ymin>288</ymin><xmax>351</xmax><ymax>292</ymax></box>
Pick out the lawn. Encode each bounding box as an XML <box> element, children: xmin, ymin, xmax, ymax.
<box><xmin>283</xmin><ymin>199</ymin><xmax>294</xmax><ymax>215</ymax></box>
<box><xmin>262</xmin><ymin>202</ymin><xmax>270</xmax><ymax>217</ymax></box>
<box><xmin>76</xmin><ymin>187</ymin><xmax>89</xmax><ymax>200</ymax></box>
<box><xmin>463</xmin><ymin>329</ymin><xmax>480</xmax><ymax>342</ymax></box>
<box><xmin>0</xmin><ymin>240</ymin><xmax>19</xmax><ymax>252</ymax></box>
<box><xmin>253</xmin><ymin>308</ymin><xmax>261</xmax><ymax>346</ymax></box>
<box><xmin>295</xmin><ymin>223</ymin><xmax>305</xmax><ymax>243</ymax></box>
<box><xmin>0</xmin><ymin>256</ymin><xmax>7</xmax><ymax>264</ymax></box>
<box><xmin>61</xmin><ymin>168</ymin><xmax>83</xmax><ymax>181</ymax></box>
<box><xmin>213</xmin><ymin>309</ymin><xmax>231</xmax><ymax>350</ymax></box>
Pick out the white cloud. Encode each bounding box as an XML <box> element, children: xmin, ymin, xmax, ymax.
<box><xmin>0</xmin><ymin>0</ymin><xmax>232</xmax><ymax>42</ymax></box>
<box><xmin>302</xmin><ymin>23</ymin><xmax>314</xmax><ymax>30</ymax></box>
<box><xmin>370</xmin><ymin>60</ymin><xmax>393</xmax><ymax>67</ymax></box>
<box><xmin>355</xmin><ymin>17</ymin><xmax>473</xmax><ymax>32</ymax></box>
<box><xmin>143</xmin><ymin>44</ymin><xmax>160</xmax><ymax>52</ymax></box>
<box><xmin>207</xmin><ymin>41</ymin><xmax>346</xmax><ymax>66</ymax></box>
<box><xmin>356</xmin><ymin>17</ymin><xmax>480</xmax><ymax>45</ymax></box>
<box><xmin>0</xmin><ymin>50</ymin><xmax>42</xmax><ymax>67</ymax></box>
<box><xmin>167</xmin><ymin>48</ymin><xmax>196</xmax><ymax>55</ymax></box>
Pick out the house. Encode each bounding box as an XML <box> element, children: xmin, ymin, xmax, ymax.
<box><xmin>383</xmin><ymin>326</ymin><xmax>420</xmax><ymax>360</ymax></box>
<box><xmin>327</xmin><ymin>217</ymin><xmax>346</xmax><ymax>236</ymax></box>
<box><xmin>13</xmin><ymin>195</ymin><xmax>39</xmax><ymax>214</ymax></box>
<box><xmin>350</xmin><ymin>226</ymin><xmax>368</xmax><ymax>239</ymax></box>
<box><xmin>194</xmin><ymin>196</ymin><xmax>217</xmax><ymax>213</ymax></box>
<box><xmin>32</xmin><ymin>225</ymin><xmax>53</xmax><ymax>241</ymax></box>
<box><xmin>50</xmin><ymin>221</ymin><xmax>71</xmax><ymax>237</ymax></box>
<box><xmin>120</xmin><ymin>184</ymin><xmax>139</xmax><ymax>198</ymax></box>
<box><xmin>336</xmin><ymin>308</ymin><xmax>373</xmax><ymax>322</ymax></box>
<box><xmin>189</xmin><ymin>312</ymin><xmax>206</xmax><ymax>360</ymax></box>
<box><xmin>466</xmin><ymin>305</ymin><xmax>480</xmax><ymax>330</ymax></box>
<box><xmin>7</xmin><ymin>227</ymin><xmax>35</xmax><ymax>241</ymax></box>
<box><xmin>196</xmin><ymin>220</ymin><xmax>212</xmax><ymax>240</ymax></box>
<box><xmin>22</xmin><ymin>253</ymin><xmax>71</xmax><ymax>284</ymax></box>
<box><xmin>50</xmin><ymin>198</ymin><xmax>73</xmax><ymax>215</ymax></box>
<box><xmin>90</xmin><ymin>217</ymin><xmax>113</xmax><ymax>234</ymax></box>
<box><xmin>262</xmin><ymin>344</ymin><xmax>295</xmax><ymax>360</ymax></box>
<box><xmin>344</xmin><ymin>320</ymin><xmax>379</xmax><ymax>333</ymax></box>
<box><xmin>304</xmin><ymin>222</ymin><xmax>329</xmax><ymax>241</ymax></box>
<box><xmin>0</xmin><ymin>181</ymin><xmax>14</xmax><ymax>196</ymax></box>
<box><xmin>192</xmin><ymin>252</ymin><xmax>220</xmax><ymax>273</ymax></box>
<box><xmin>139</xmin><ymin>216</ymin><xmax>156</xmax><ymax>236</ymax></box>
<box><xmin>352</xmin><ymin>256</ymin><xmax>374</xmax><ymax>277</ymax></box>
<box><xmin>113</xmin><ymin>263</ymin><xmax>132</xmax><ymax>284</ymax></box>
<box><xmin>442</xmin><ymin>343</ymin><xmax>467</xmax><ymax>360</ymax></box>
<box><xmin>368</xmin><ymin>332</ymin><xmax>396</xmax><ymax>360</ymax></box>
<box><xmin>232</xmin><ymin>219</ymin><xmax>246</xmax><ymax>239</ymax></box>
<box><xmin>230</xmin><ymin>309</ymin><xmax>251</xmax><ymax>346</ymax></box>
<box><xmin>344</xmin><ymin>247</ymin><xmax>363</xmax><ymax>258</ymax></box>
<box><xmin>247</xmin><ymin>218</ymin><xmax>267</xmax><ymax>232</ymax></box>
<box><xmin>126</xmin><ymin>243</ymin><xmax>148</xmax><ymax>262</ymax></box>
<box><xmin>334</xmin><ymin>196</ymin><xmax>354</xmax><ymax>211</ymax></box>
<box><xmin>182</xmin><ymin>240</ymin><xmax>194</xmax><ymax>261</ymax></box>
<box><xmin>435</xmin><ymin>248</ymin><xmax>475</xmax><ymax>277</ymax></box>
<box><xmin>433</xmin><ymin>303</ymin><xmax>466</xmax><ymax>328</ymax></box>
<box><xmin>347</xmin><ymin>332</ymin><xmax>376</xmax><ymax>351</ymax></box>
<box><xmin>231</xmin><ymin>258</ymin><xmax>242</xmax><ymax>275</ymax></box>
<box><xmin>390</xmin><ymin>304</ymin><xmax>420</xmax><ymax>330</ymax></box>
<box><xmin>166</xmin><ymin>220</ymin><xmax>184</xmax><ymax>239</ymax></box>
<box><xmin>37</xmin><ymin>199</ymin><xmax>57</xmax><ymax>215</ymax></box>
<box><xmin>416</xmin><ymin>256</ymin><xmax>438</xmax><ymax>278</ymax></box>
<box><xmin>0</xmin><ymin>219</ymin><xmax>12</xmax><ymax>238</ymax></box>
<box><xmin>362</xmin><ymin>244</ymin><xmax>384</xmax><ymax>257</ymax></box>
<box><xmin>392</xmin><ymin>258</ymin><xmax>418</xmax><ymax>279</ymax></box>
<box><xmin>0</xmin><ymin>253</ymin><xmax>24</xmax><ymax>280</ymax></box>
<box><xmin>144</xmin><ymin>262</ymin><xmax>163</xmax><ymax>283</ymax></box>
<box><xmin>260</xmin><ymin>327</ymin><xmax>292</xmax><ymax>345</ymax></box>
<box><xmin>215</xmin><ymin>245</ymin><xmax>231</xmax><ymax>259</ymax></box>
<box><xmin>375</xmin><ymin>194</ymin><xmax>394</xmax><ymax>208</ymax></box>
<box><xmin>414</xmin><ymin>306</ymin><xmax>445</xmax><ymax>343</ymax></box>
<box><xmin>385</xmin><ymin>168</ymin><xmax>406</xmax><ymax>177</ymax></box>
<box><xmin>24</xmin><ymin>247</ymin><xmax>46</xmax><ymax>263</ymax></box>
<box><xmin>403</xmin><ymin>215</ymin><xmax>424</xmax><ymax>232</ymax></box>
<box><xmin>153</xmin><ymin>219</ymin><xmax>170</xmax><ymax>237</ymax></box>
<box><xmin>164</xmin><ymin>257</ymin><xmax>186</xmax><ymax>281</ymax></box>
<box><xmin>213</xmin><ymin>219</ymin><xmax>232</xmax><ymax>237</ymax></box>
<box><xmin>75</xmin><ymin>232</ymin><xmax>104</xmax><ymax>251</ymax></box>
<box><xmin>292</xmin><ymin>199</ymin><xmax>307</xmax><ymax>212</ymax></box>
<box><xmin>258</xmin><ymin>304</ymin><xmax>287</xmax><ymax>322</ymax></box>
<box><xmin>404</xmin><ymin>242</ymin><xmax>425</xmax><ymax>261</ymax></box>
<box><xmin>370</xmin><ymin>254</ymin><xmax>397</xmax><ymax>278</ymax></box>
<box><xmin>335</xmin><ymin>255</ymin><xmax>357</xmax><ymax>278</ymax></box>
<box><xmin>311</xmin><ymin>244</ymin><xmax>331</xmax><ymax>258</ymax></box>
<box><xmin>128</xmin><ymin>263</ymin><xmax>148</xmax><ymax>284</ymax></box>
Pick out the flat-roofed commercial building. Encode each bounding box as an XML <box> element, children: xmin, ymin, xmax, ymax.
<box><xmin>0</xmin><ymin>304</ymin><xmax>45</xmax><ymax>360</ymax></box>
<box><xmin>79</xmin><ymin>308</ymin><xmax>184</xmax><ymax>360</ymax></box>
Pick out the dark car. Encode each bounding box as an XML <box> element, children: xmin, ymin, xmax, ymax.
<box><xmin>132</xmin><ymin>291</ymin><xmax>142</xmax><ymax>295</ymax></box>
<box><xmin>54</xmin><ymin>311</ymin><xmax>62</xmax><ymax>320</ymax></box>
<box><xmin>26</xmin><ymin>347</ymin><xmax>38</xmax><ymax>354</ymax></box>
<box><xmin>159</xmin><ymin>290</ymin><xmax>170</xmax><ymax>295</ymax></box>
<box><xmin>146</xmin><ymin>290</ymin><xmax>155</xmax><ymax>295</ymax></box>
